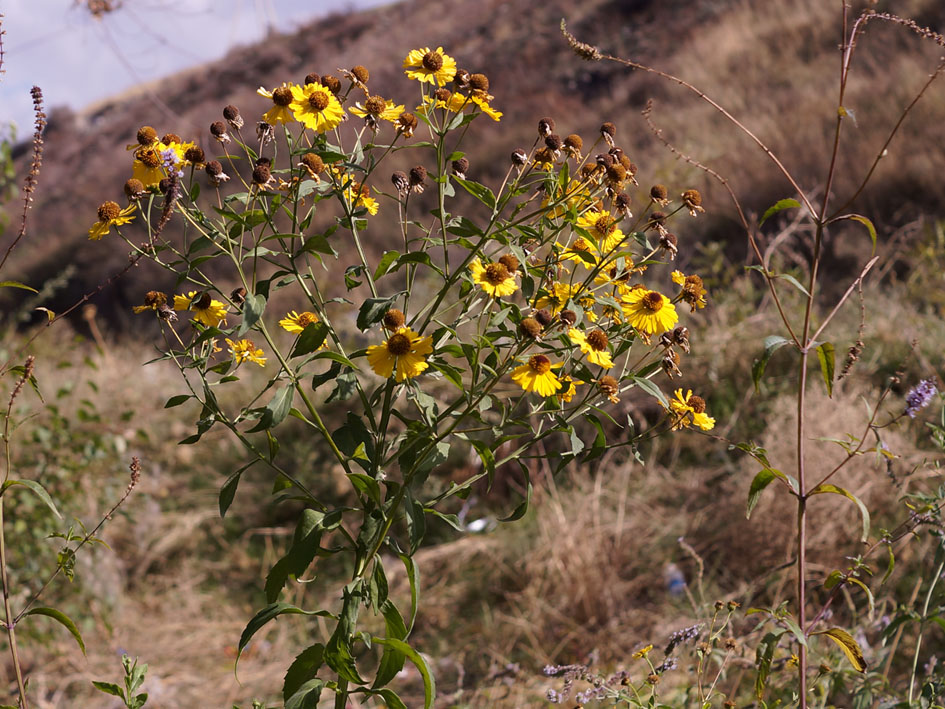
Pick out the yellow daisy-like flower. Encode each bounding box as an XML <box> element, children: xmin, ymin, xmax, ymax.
<box><xmin>366</xmin><ymin>327</ymin><xmax>433</xmax><ymax>382</ymax></box>
<box><xmin>511</xmin><ymin>354</ymin><xmax>562</xmax><ymax>397</ymax></box>
<box><xmin>344</xmin><ymin>182</ymin><xmax>380</xmax><ymax>216</ymax></box>
<box><xmin>672</xmin><ymin>270</ymin><xmax>708</xmax><ymax>311</ymax></box>
<box><xmin>632</xmin><ymin>645</ymin><xmax>654</xmax><ymax>660</ymax></box>
<box><xmin>417</xmin><ymin>91</ymin><xmax>469</xmax><ymax>118</ymax></box>
<box><xmin>556</xmin><ymin>375</ymin><xmax>582</xmax><ymax>403</ymax></box>
<box><xmin>290</xmin><ymin>83</ymin><xmax>345</xmax><ymax>133</ymax></box>
<box><xmin>666</xmin><ymin>388</ymin><xmax>716</xmax><ymax>431</ymax></box>
<box><xmin>131</xmin><ymin>146</ymin><xmax>165</xmax><ymax>187</ymax></box>
<box><xmin>257</xmin><ymin>83</ymin><xmax>297</xmax><ymax>125</ymax></box>
<box><xmin>535</xmin><ymin>281</ymin><xmax>582</xmax><ymax>315</ymax></box>
<box><xmin>226</xmin><ymin>338</ymin><xmax>267</xmax><ymax>367</ymax></box>
<box><xmin>470</xmin><ymin>258</ymin><xmax>518</xmax><ymax>298</ymax></box>
<box><xmin>173</xmin><ymin>291</ymin><xmax>228</xmax><ymax>328</ymax></box>
<box><xmin>89</xmin><ymin>201</ymin><xmax>136</xmax><ymax>240</ymax></box>
<box><xmin>576</xmin><ymin>210</ymin><xmax>626</xmax><ymax>253</ymax></box>
<box><xmin>279</xmin><ymin>310</ymin><xmax>319</xmax><ymax>334</ymax></box>
<box><xmin>569</xmin><ymin>327</ymin><xmax>614</xmax><ymax>369</ymax></box>
<box><xmin>556</xmin><ymin>238</ymin><xmax>597</xmax><ymax>268</ymax></box>
<box><xmin>349</xmin><ymin>95</ymin><xmax>405</xmax><ymax>126</ymax></box>
<box><xmin>468</xmin><ymin>91</ymin><xmax>502</xmax><ymax>121</ymax></box>
<box><xmin>132</xmin><ymin>290</ymin><xmax>167</xmax><ymax>314</ymax></box>
<box><xmin>621</xmin><ymin>288</ymin><xmax>678</xmax><ymax>335</ymax></box>
<box><xmin>403</xmin><ymin>46</ymin><xmax>457</xmax><ymax>85</ymax></box>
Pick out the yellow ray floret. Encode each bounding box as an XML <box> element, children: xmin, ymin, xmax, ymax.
<box><xmin>289</xmin><ymin>83</ymin><xmax>344</xmax><ymax>133</ymax></box>
<box><xmin>173</xmin><ymin>291</ymin><xmax>228</xmax><ymax>328</ymax></box>
<box><xmin>366</xmin><ymin>327</ymin><xmax>433</xmax><ymax>382</ymax></box>
<box><xmin>511</xmin><ymin>354</ymin><xmax>562</xmax><ymax>397</ymax></box>
<box><xmin>470</xmin><ymin>258</ymin><xmax>518</xmax><ymax>298</ymax></box>
<box><xmin>621</xmin><ymin>288</ymin><xmax>677</xmax><ymax>335</ymax></box>
<box><xmin>403</xmin><ymin>46</ymin><xmax>457</xmax><ymax>85</ymax></box>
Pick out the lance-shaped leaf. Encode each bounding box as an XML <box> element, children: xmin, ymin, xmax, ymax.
<box><xmin>812</xmin><ymin>627</ymin><xmax>867</xmax><ymax>672</ymax></box>
<box><xmin>810</xmin><ymin>483</ymin><xmax>870</xmax><ymax>541</ymax></box>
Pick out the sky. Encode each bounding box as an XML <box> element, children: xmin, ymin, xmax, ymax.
<box><xmin>0</xmin><ymin>0</ymin><xmax>393</xmax><ymax>136</ymax></box>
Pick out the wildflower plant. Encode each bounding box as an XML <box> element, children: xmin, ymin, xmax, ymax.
<box><xmin>88</xmin><ymin>47</ymin><xmax>715</xmax><ymax>705</ymax></box>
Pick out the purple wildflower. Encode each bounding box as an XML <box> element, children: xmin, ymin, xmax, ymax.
<box><xmin>905</xmin><ymin>379</ymin><xmax>937</xmax><ymax>418</ymax></box>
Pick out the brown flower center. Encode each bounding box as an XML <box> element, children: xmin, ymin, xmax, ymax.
<box><xmin>364</xmin><ymin>95</ymin><xmax>387</xmax><ymax>115</ymax></box>
<box><xmin>498</xmin><ymin>254</ymin><xmax>520</xmax><ymax>272</ymax></box>
<box><xmin>689</xmin><ymin>395</ymin><xmax>706</xmax><ymax>414</ymax></box>
<box><xmin>598</xmin><ymin>375</ymin><xmax>618</xmax><ymax>394</ymax></box>
<box><xmin>484</xmin><ymin>263</ymin><xmax>511</xmax><ymax>285</ymax></box>
<box><xmin>138</xmin><ymin>149</ymin><xmax>161</xmax><ymax>168</ymax></box>
<box><xmin>382</xmin><ymin>309</ymin><xmax>406</xmax><ymax>330</ymax></box>
<box><xmin>97</xmin><ymin>201</ymin><xmax>121</xmax><ymax>221</ymax></box>
<box><xmin>194</xmin><ymin>293</ymin><xmax>212</xmax><ymax>310</ymax></box>
<box><xmin>594</xmin><ymin>215</ymin><xmax>616</xmax><ymax>236</ymax></box>
<box><xmin>685</xmin><ymin>275</ymin><xmax>704</xmax><ymax>290</ymax></box>
<box><xmin>308</xmin><ymin>90</ymin><xmax>330</xmax><ymax>111</ymax></box>
<box><xmin>586</xmin><ymin>329</ymin><xmax>609</xmax><ymax>351</ymax></box>
<box><xmin>642</xmin><ymin>291</ymin><xmax>664</xmax><ymax>313</ymax></box>
<box><xmin>143</xmin><ymin>290</ymin><xmax>167</xmax><ymax>308</ymax></box>
<box><xmin>272</xmin><ymin>87</ymin><xmax>293</xmax><ymax>106</ymax></box>
<box><xmin>387</xmin><ymin>333</ymin><xmax>411</xmax><ymax>356</ymax></box>
<box><xmin>298</xmin><ymin>312</ymin><xmax>317</xmax><ymax>327</ymax></box>
<box><xmin>573</xmin><ymin>238</ymin><xmax>589</xmax><ymax>251</ymax></box>
<box><xmin>136</xmin><ymin>125</ymin><xmax>157</xmax><ymax>145</ymax></box>
<box><xmin>422</xmin><ymin>51</ymin><xmax>443</xmax><ymax>71</ymax></box>
<box><xmin>528</xmin><ymin>354</ymin><xmax>551</xmax><ymax>374</ymax></box>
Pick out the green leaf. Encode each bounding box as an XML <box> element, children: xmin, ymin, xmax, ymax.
<box><xmin>838</xmin><ymin>214</ymin><xmax>877</xmax><ymax>255</ymax></box>
<box><xmin>746</xmin><ymin>468</ymin><xmax>797</xmax><ymax>519</ymax></box>
<box><xmin>373</xmin><ymin>600</ymin><xmax>408</xmax><ymax>687</ymax></box>
<box><xmin>164</xmin><ymin>394</ymin><xmax>191</xmax><ymax>408</ymax></box>
<box><xmin>374</xmin><ymin>250</ymin><xmax>400</xmax><ymax>280</ymax></box>
<box><xmin>400</xmin><ymin>554</ymin><xmax>420</xmax><ymax>634</ymax></box>
<box><xmin>755</xmin><ymin>631</ymin><xmax>785</xmax><ymax>700</ymax></box>
<box><xmin>630</xmin><ymin>376</ymin><xmax>667</xmax><ymax>408</ymax></box>
<box><xmin>25</xmin><ymin>607</ymin><xmax>85</xmax><ymax>654</ymax></box>
<box><xmin>247</xmin><ymin>385</ymin><xmax>294</xmax><ymax>433</ymax></box>
<box><xmin>752</xmin><ymin>335</ymin><xmax>792</xmax><ymax>392</ymax></box>
<box><xmin>290</xmin><ymin>322</ymin><xmax>328</xmax><ymax>358</ymax></box>
<box><xmin>810</xmin><ymin>483</ymin><xmax>870</xmax><ymax>541</ymax></box>
<box><xmin>816</xmin><ymin>342</ymin><xmax>835</xmax><ymax>398</ymax></box>
<box><xmin>824</xmin><ymin>570</ymin><xmax>844</xmax><ymax>590</ymax></box>
<box><xmin>238</xmin><ymin>294</ymin><xmax>266</xmax><ymax>336</ymax></box>
<box><xmin>499</xmin><ymin>480</ymin><xmax>532</xmax><ymax>522</ymax></box>
<box><xmin>92</xmin><ymin>681</ymin><xmax>125</xmax><ymax>698</ymax></box>
<box><xmin>284</xmin><ymin>679</ymin><xmax>324</xmax><ymax>709</ymax></box>
<box><xmin>812</xmin><ymin>627</ymin><xmax>867</xmax><ymax>672</ymax></box>
<box><xmin>0</xmin><ymin>280</ymin><xmax>38</xmax><ymax>292</ymax></box>
<box><xmin>453</xmin><ymin>177</ymin><xmax>496</xmax><ymax>209</ymax></box>
<box><xmin>283</xmin><ymin>644</ymin><xmax>325</xmax><ymax>701</ymax></box>
<box><xmin>777</xmin><ymin>273</ymin><xmax>811</xmax><ymax>297</ymax></box>
<box><xmin>373</xmin><ymin>637</ymin><xmax>436</xmax><ymax>708</ymax></box>
<box><xmin>237</xmin><ymin>603</ymin><xmax>325</xmax><ymax>669</ymax></box>
<box><xmin>759</xmin><ymin>198</ymin><xmax>802</xmax><ymax>227</ymax></box>
<box><xmin>1</xmin><ymin>479</ymin><xmax>61</xmax><ymax>519</ymax></box>
<box><xmin>265</xmin><ymin>509</ymin><xmax>327</xmax><ymax>602</ymax></box>
<box><xmin>220</xmin><ymin>463</ymin><xmax>255</xmax><ymax>517</ymax></box>
<box><xmin>374</xmin><ymin>689</ymin><xmax>408</xmax><ymax>709</ymax></box>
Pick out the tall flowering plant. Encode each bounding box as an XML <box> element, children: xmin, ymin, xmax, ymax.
<box><xmin>89</xmin><ymin>47</ymin><xmax>712</xmax><ymax>705</ymax></box>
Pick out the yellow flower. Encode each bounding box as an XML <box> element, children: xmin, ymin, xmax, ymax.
<box><xmin>173</xmin><ymin>291</ymin><xmax>228</xmax><ymax>328</ymax></box>
<box><xmin>366</xmin><ymin>327</ymin><xmax>433</xmax><ymax>382</ymax></box>
<box><xmin>131</xmin><ymin>146</ymin><xmax>165</xmax><ymax>187</ymax></box>
<box><xmin>569</xmin><ymin>328</ymin><xmax>614</xmax><ymax>369</ymax></box>
<box><xmin>672</xmin><ymin>270</ymin><xmax>708</xmax><ymax>311</ymax></box>
<box><xmin>632</xmin><ymin>645</ymin><xmax>654</xmax><ymax>660</ymax></box>
<box><xmin>556</xmin><ymin>238</ymin><xmax>597</xmax><ymax>268</ymax></box>
<box><xmin>279</xmin><ymin>310</ymin><xmax>319</xmax><ymax>334</ymax></box>
<box><xmin>132</xmin><ymin>290</ymin><xmax>167</xmax><ymax>314</ymax></box>
<box><xmin>621</xmin><ymin>288</ymin><xmax>678</xmax><ymax>335</ymax></box>
<box><xmin>556</xmin><ymin>375</ymin><xmax>581</xmax><ymax>403</ymax></box>
<box><xmin>470</xmin><ymin>258</ymin><xmax>518</xmax><ymax>298</ymax></box>
<box><xmin>349</xmin><ymin>95</ymin><xmax>405</xmax><ymax>126</ymax></box>
<box><xmin>89</xmin><ymin>201</ymin><xmax>136</xmax><ymax>240</ymax></box>
<box><xmin>511</xmin><ymin>354</ymin><xmax>562</xmax><ymax>397</ymax></box>
<box><xmin>468</xmin><ymin>91</ymin><xmax>502</xmax><ymax>121</ymax></box>
<box><xmin>666</xmin><ymin>388</ymin><xmax>715</xmax><ymax>431</ymax></box>
<box><xmin>403</xmin><ymin>46</ymin><xmax>457</xmax><ymax>85</ymax></box>
<box><xmin>290</xmin><ymin>83</ymin><xmax>345</xmax><ymax>133</ymax></box>
<box><xmin>257</xmin><ymin>83</ymin><xmax>297</xmax><ymax>125</ymax></box>
<box><xmin>226</xmin><ymin>338</ymin><xmax>267</xmax><ymax>367</ymax></box>
<box><xmin>535</xmin><ymin>281</ymin><xmax>582</xmax><ymax>315</ymax></box>
<box><xmin>576</xmin><ymin>210</ymin><xmax>626</xmax><ymax>253</ymax></box>
<box><xmin>344</xmin><ymin>182</ymin><xmax>379</xmax><ymax>216</ymax></box>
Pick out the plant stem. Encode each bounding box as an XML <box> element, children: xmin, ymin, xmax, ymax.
<box><xmin>909</xmin><ymin>556</ymin><xmax>945</xmax><ymax>703</ymax></box>
<box><xmin>0</xmin><ymin>499</ymin><xmax>28</xmax><ymax>708</ymax></box>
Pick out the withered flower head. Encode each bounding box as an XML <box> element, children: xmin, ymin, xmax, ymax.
<box><xmin>469</xmin><ymin>73</ymin><xmax>489</xmax><ymax>91</ymax></box>
<box><xmin>255</xmin><ymin>156</ymin><xmax>271</xmax><ymax>168</ymax></box>
<box><xmin>595</xmin><ymin>152</ymin><xmax>614</xmax><ymax>168</ymax></box>
<box><xmin>648</xmin><ymin>211</ymin><xmax>667</xmax><ymax>228</ymax></box>
<box><xmin>600</xmin><ymin>121</ymin><xmax>616</xmax><ymax>146</ymax></box>
<box><xmin>682</xmin><ymin>188</ymin><xmax>705</xmax><ymax>216</ymax></box>
<box><xmin>538</xmin><ymin>117</ymin><xmax>555</xmax><ymax>137</ymax></box>
<box><xmin>252</xmin><ymin>164</ymin><xmax>272</xmax><ymax>186</ymax></box>
<box><xmin>136</xmin><ymin>125</ymin><xmax>158</xmax><ymax>146</ymax></box>
<box><xmin>606</xmin><ymin>162</ymin><xmax>627</xmax><ymax>185</ymax></box>
<box><xmin>598</xmin><ymin>375</ymin><xmax>620</xmax><ymax>403</ymax></box>
<box><xmin>162</xmin><ymin>133</ymin><xmax>181</xmax><ymax>145</ymax></box>
<box><xmin>223</xmin><ymin>104</ymin><xmax>243</xmax><ymax>129</ymax></box>
<box><xmin>651</xmin><ymin>184</ymin><xmax>668</xmax><ymax>202</ymax></box>
<box><xmin>451</xmin><ymin>156</ymin><xmax>469</xmax><ymax>179</ymax></box>
<box><xmin>397</xmin><ymin>112</ymin><xmax>418</xmax><ymax>138</ymax></box>
<box><xmin>560</xmin><ymin>309</ymin><xmax>577</xmax><ymax>326</ymax></box>
<box><xmin>661</xmin><ymin>349</ymin><xmax>682</xmax><ymax>379</ymax></box>
<box><xmin>124</xmin><ymin>178</ymin><xmax>146</xmax><ymax>200</ymax></box>
<box><xmin>453</xmin><ymin>68</ymin><xmax>471</xmax><ymax>89</ymax></box>
<box><xmin>544</xmin><ymin>133</ymin><xmax>563</xmax><ymax>151</ymax></box>
<box><xmin>256</xmin><ymin>121</ymin><xmax>274</xmax><ymax>145</ymax></box>
<box><xmin>564</xmin><ymin>133</ymin><xmax>583</xmax><ymax>158</ymax></box>
<box><xmin>392</xmin><ymin>170</ymin><xmax>410</xmax><ymax>196</ymax></box>
<box><xmin>364</xmin><ymin>95</ymin><xmax>387</xmax><ymax>115</ymax></box>
<box><xmin>184</xmin><ymin>146</ymin><xmax>205</xmax><ymax>164</ymax></box>
<box><xmin>320</xmin><ymin>75</ymin><xmax>342</xmax><ymax>94</ymax></box>
<box><xmin>304</xmin><ymin>72</ymin><xmax>320</xmax><ymax>85</ymax></box>
<box><xmin>351</xmin><ymin>65</ymin><xmax>370</xmax><ymax>83</ymax></box>
<box><xmin>409</xmin><ymin>165</ymin><xmax>427</xmax><ymax>192</ymax></box>
<box><xmin>300</xmin><ymin>153</ymin><xmax>325</xmax><ymax>178</ymax></box>
<box><xmin>382</xmin><ymin>309</ymin><xmax>406</xmax><ymax>330</ymax></box>
<box><xmin>434</xmin><ymin>87</ymin><xmax>452</xmax><ymax>102</ymax></box>
<box><xmin>230</xmin><ymin>287</ymin><xmax>247</xmax><ymax>305</ymax></box>
<box><xmin>209</xmin><ymin>121</ymin><xmax>230</xmax><ymax>143</ymax></box>
<box><xmin>498</xmin><ymin>253</ymin><xmax>520</xmax><ymax>272</ymax></box>
<box><xmin>519</xmin><ymin>317</ymin><xmax>542</xmax><ymax>339</ymax></box>
<box><xmin>511</xmin><ymin>149</ymin><xmax>528</xmax><ymax>166</ymax></box>
<box><xmin>672</xmin><ymin>326</ymin><xmax>690</xmax><ymax>354</ymax></box>
<box><xmin>658</xmin><ymin>231</ymin><xmax>678</xmax><ymax>259</ymax></box>
<box><xmin>534</xmin><ymin>309</ymin><xmax>553</xmax><ymax>327</ymax></box>
<box><xmin>614</xmin><ymin>191</ymin><xmax>632</xmax><ymax>217</ymax></box>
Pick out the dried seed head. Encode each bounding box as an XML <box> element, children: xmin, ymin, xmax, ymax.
<box><xmin>661</xmin><ymin>349</ymin><xmax>681</xmax><ymax>378</ymax></box>
<box><xmin>534</xmin><ymin>309</ymin><xmax>553</xmax><ymax>327</ymax></box>
<box><xmin>561</xmin><ymin>21</ymin><xmax>602</xmax><ymax>61</ymax></box>
<box><xmin>519</xmin><ymin>317</ymin><xmax>542</xmax><ymax>339</ymax></box>
<box><xmin>659</xmin><ymin>232</ymin><xmax>678</xmax><ymax>259</ymax></box>
<box><xmin>252</xmin><ymin>164</ymin><xmax>272</xmax><ymax>185</ymax></box>
<box><xmin>143</xmin><ymin>290</ymin><xmax>167</xmax><ymax>308</ymax></box>
<box><xmin>511</xmin><ymin>149</ymin><xmax>528</xmax><ymax>166</ymax></box>
<box><xmin>560</xmin><ymin>309</ymin><xmax>577</xmax><ymax>326</ymax></box>
<box><xmin>646</xmin><ymin>673</ymin><xmax>660</xmax><ymax>686</ymax></box>
<box><xmin>364</xmin><ymin>95</ymin><xmax>387</xmax><ymax>115</ymax></box>
<box><xmin>724</xmin><ymin>637</ymin><xmax>738</xmax><ymax>651</ymax></box>
<box><xmin>300</xmin><ymin>153</ymin><xmax>324</xmax><ymax>175</ymax></box>
<box><xmin>682</xmin><ymin>189</ymin><xmax>702</xmax><ymax>207</ymax></box>
<box><xmin>469</xmin><ymin>73</ymin><xmax>489</xmax><ymax>91</ymax></box>
<box><xmin>255</xmin><ymin>156</ymin><xmax>271</xmax><ymax>168</ymax></box>
<box><xmin>451</xmin><ymin>156</ymin><xmax>469</xmax><ymax>178</ymax></box>
<box><xmin>397</xmin><ymin>112</ymin><xmax>418</xmax><ymax>137</ymax></box>
<box><xmin>304</xmin><ymin>72</ymin><xmax>320</xmax><ymax>85</ymax></box>
<box><xmin>97</xmin><ymin>200</ymin><xmax>122</xmax><ymax>221</ymax></box>
<box><xmin>595</xmin><ymin>152</ymin><xmax>614</xmax><ymax>168</ymax></box>
<box><xmin>544</xmin><ymin>133</ymin><xmax>563</xmax><ymax>151</ymax></box>
<box><xmin>453</xmin><ymin>68</ymin><xmax>471</xmax><ymax>89</ymax></box>
<box><xmin>206</xmin><ymin>160</ymin><xmax>224</xmax><ymax>177</ymax></box>
<box><xmin>223</xmin><ymin>104</ymin><xmax>243</xmax><ymax>129</ymax></box>
<box><xmin>599</xmin><ymin>375</ymin><xmax>619</xmax><ymax>396</ymax></box>
<box><xmin>538</xmin><ymin>117</ymin><xmax>555</xmax><ymax>137</ymax></box>
<box><xmin>137</xmin><ymin>148</ymin><xmax>161</xmax><ymax>168</ymax></box>
<box><xmin>434</xmin><ymin>87</ymin><xmax>452</xmax><ymax>102</ymax></box>
<box><xmin>391</xmin><ymin>170</ymin><xmax>410</xmax><ymax>195</ymax></box>
<box><xmin>533</xmin><ymin>147</ymin><xmax>555</xmax><ymax>166</ymax></box>
<box><xmin>162</xmin><ymin>132</ymin><xmax>181</xmax><ymax>145</ymax></box>
<box><xmin>409</xmin><ymin>165</ymin><xmax>427</xmax><ymax>186</ymax></box>
<box><xmin>383</xmin><ymin>309</ymin><xmax>406</xmax><ymax>330</ymax></box>
<box><xmin>210</xmin><ymin>120</ymin><xmax>227</xmax><ymax>137</ymax></box>
<box><xmin>386</xmin><ymin>332</ymin><xmax>412</xmax><ymax>356</ymax></box>
<box><xmin>689</xmin><ymin>395</ymin><xmax>707</xmax><ymax>413</ymax></box>
<box><xmin>498</xmin><ymin>253</ymin><xmax>520</xmax><ymax>272</ymax></box>
<box><xmin>256</xmin><ymin>121</ymin><xmax>274</xmax><ymax>144</ymax></box>
<box><xmin>123</xmin><ymin>178</ymin><xmax>146</xmax><ymax>200</ymax></box>
<box><xmin>422</xmin><ymin>51</ymin><xmax>443</xmax><ymax>71</ymax></box>
<box><xmin>600</xmin><ymin>121</ymin><xmax>616</xmax><ymax>139</ymax></box>
<box><xmin>586</xmin><ymin>329</ymin><xmax>609</xmax><ymax>351</ymax></box>
<box><xmin>136</xmin><ymin>125</ymin><xmax>158</xmax><ymax>145</ymax></box>
<box><xmin>230</xmin><ymin>287</ymin><xmax>247</xmax><ymax>305</ymax></box>
<box><xmin>648</xmin><ymin>211</ymin><xmax>667</xmax><ymax>228</ymax></box>
<box><xmin>615</xmin><ymin>191</ymin><xmax>631</xmax><ymax>213</ymax></box>
<box><xmin>651</xmin><ymin>184</ymin><xmax>668</xmax><ymax>201</ymax></box>
<box><xmin>564</xmin><ymin>134</ymin><xmax>583</xmax><ymax>156</ymax></box>
<box><xmin>184</xmin><ymin>146</ymin><xmax>205</xmax><ymax>164</ymax></box>
<box><xmin>672</xmin><ymin>326</ymin><xmax>690</xmax><ymax>354</ymax></box>
<box><xmin>321</xmin><ymin>75</ymin><xmax>342</xmax><ymax>93</ymax></box>
<box><xmin>606</xmin><ymin>162</ymin><xmax>627</xmax><ymax>183</ymax></box>
<box><xmin>272</xmin><ymin>86</ymin><xmax>293</xmax><ymax>106</ymax></box>
<box><xmin>351</xmin><ymin>64</ymin><xmax>370</xmax><ymax>83</ymax></box>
